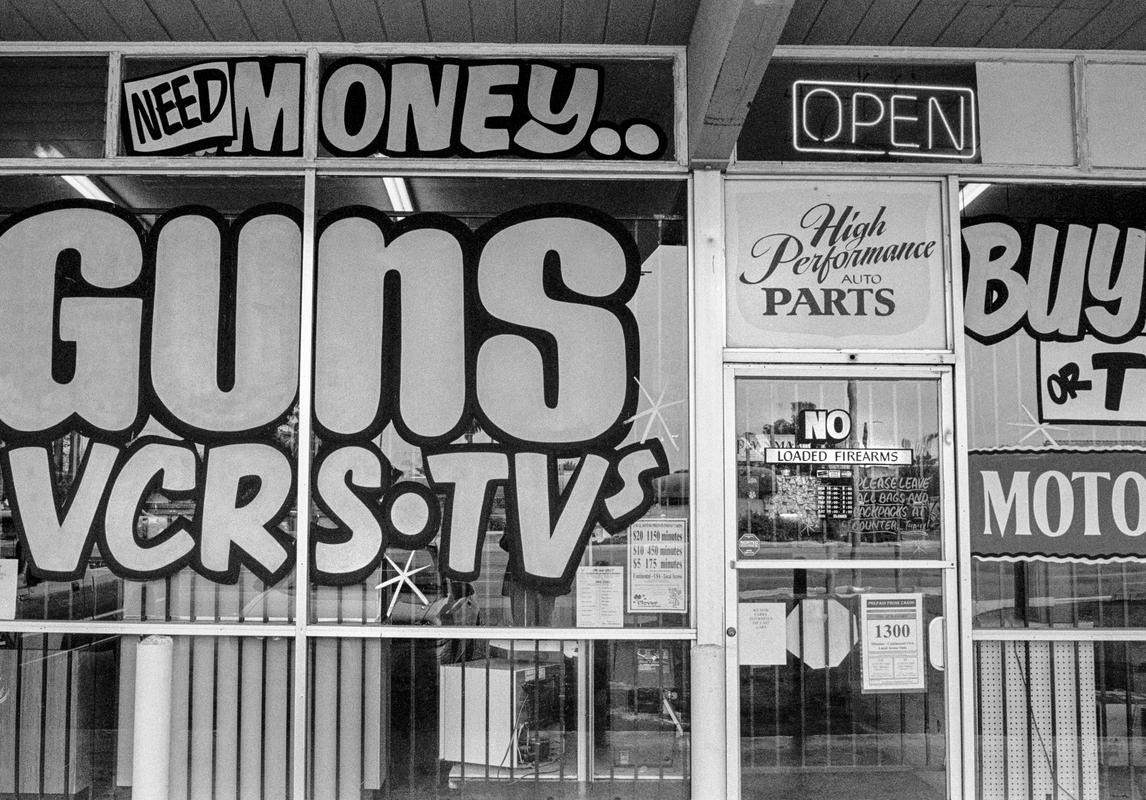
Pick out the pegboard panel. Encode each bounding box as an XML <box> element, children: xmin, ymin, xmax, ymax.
<box><xmin>976</xmin><ymin>641</ymin><xmax>1099</xmax><ymax>800</ymax></box>
<box><xmin>977</xmin><ymin>641</ymin><xmax>1006</xmax><ymax>799</ymax></box>
<box><xmin>1001</xmin><ymin>643</ymin><xmax>1031</xmax><ymax>800</ymax></box>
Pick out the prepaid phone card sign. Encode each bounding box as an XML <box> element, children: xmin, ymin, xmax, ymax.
<box><xmin>726</xmin><ymin>179</ymin><xmax>947</xmax><ymax>349</ymax></box>
<box><xmin>627</xmin><ymin>519</ymin><xmax>687</xmax><ymax>613</ymax></box>
<box><xmin>860</xmin><ymin>593</ymin><xmax>926</xmax><ymax>693</ymax></box>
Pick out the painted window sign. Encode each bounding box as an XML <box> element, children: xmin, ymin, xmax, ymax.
<box><xmin>121</xmin><ymin>57</ymin><xmax>667</xmax><ymax>159</ymax></box>
<box><xmin>970</xmin><ymin>449</ymin><xmax>1146</xmax><ymax>560</ymax></box>
<box><xmin>964</xmin><ymin>216</ymin><xmax>1146</xmax><ymax>424</ymax></box>
<box><xmin>0</xmin><ymin>200</ymin><xmax>670</xmax><ymax>595</ymax></box>
<box><xmin>725</xmin><ymin>179</ymin><xmax>947</xmax><ymax>349</ymax></box>
<box><xmin>122</xmin><ymin>58</ymin><xmax>305</xmax><ymax>156</ymax></box>
<box><xmin>963</xmin><ymin>208</ymin><xmax>1146</xmax><ymax>561</ymax></box>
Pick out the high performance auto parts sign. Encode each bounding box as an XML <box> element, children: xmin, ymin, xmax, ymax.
<box><xmin>726</xmin><ymin>179</ymin><xmax>947</xmax><ymax>349</ymax></box>
<box><xmin>0</xmin><ymin>200</ymin><xmax>672</xmax><ymax>594</ymax></box>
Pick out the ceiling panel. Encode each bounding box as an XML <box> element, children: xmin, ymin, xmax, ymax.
<box><xmin>891</xmin><ymin>0</ymin><xmax>961</xmax><ymax>46</ymax></box>
<box><xmin>1110</xmin><ymin>12</ymin><xmax>1146</xmax><ymax>48</ymax></box>
<box><xmin>53</xmin><ymin>0</ymin><xmax>127</xmax><ymax>39</ymax></box>
<box><xmin>191</xmin><ymin>0</ymin><xmax>258</xmax><ymax>40</ymax></box>
<box><xmin>783</xmin><ymin>0</ymin><xmax>1146</xmax><ymax>50</ymax></box>
<box><xmin>647</xmin><ymin>0</ymin><xmax>698</xmax><ymax>45</ymax></box>
<box><xmin>470</xmin><ymin>0</ymin><xmax>514</xmax><ymax>41</ymax></box>
<box><xmin>424</xmin><ymin>0</ymin><xmax>473</xmax><ymax>41</ymax></box>
<box><xmin>780</xmin><ymin>0</ymin><xmax>828</xmax><ymax>43</ymax></box>
<box><xmin>146</xmin><ymin>0</ymin><xmax>215</xmax><ymax>39</ymax></box>
<box><xmin>1</xmin><ymin>0</ymin><xmax>1137</xmax><ymax>50</ymax></box>
<box><xmin>977</xmin><ymin>4</ymin><xmax>1055</xmax><ymax>48</ymax></box>
<box><xmin>378</xmin><ymin>0</ymin><xmax>430</xmax><ymax>41</ymax></box>
<box><xmin>0</xmin><ymin>2</ymin><xmax>43</xmax><ymax>38</ymax></box>
<box><xmin>0</xmin><ymin>0</ymin><xmax>694</xmax><ymax>42</ymax></box>
<box><xmin>283</xmin><ymin>0</ymin><xmax>345</xmax><ymax>40</ymax></box>
<box><xmin>12</xmin><ymin>0</ymin><xmax>83</xmax><ymax>39</ymax></box>
<box><xmin>848</xmin><ymin>0</ymin><xmax>920</xmax><ymax>45</ymax></box>
<box><xmin>329</xmin><ymin>0</ymin><xmax>388</xmax><ymax>40</ymax></box>
<box><xmin>605</xmin><ymin>0</ymin><xmax>654</xmax><ymax>44</ymax></box>
<box><xmin>237</xmin><ymin>0</ymin><xmax>298</xmax><ymax>40</ymax></box>
<box><xmin>516</xmin><ymin>0</ymin><xmax>560</xmax><ymax>41</ymax></box>
<box><xmin>806</xmin><ymin>0</ymin><xmax>867</xmax><ymax>45</ymax></box>
<box><xmin>936</xmin><ymin>3</ymin><xmax>1006</xmax><ymax>47</ymax></box>
<box><xmin>1064</xmin><ymin>0</ymin><xmax>1146</xmax><ymax>47</ymax></box>
<box><xmin>1023</xmin><ymin>7</ymin><xmax>1096</xmax><ymax>47</ymax></box>
<box><xmin>561</xmin><ymin>0</ymin><xmax>608</xmax><ymax>42</ymax></box>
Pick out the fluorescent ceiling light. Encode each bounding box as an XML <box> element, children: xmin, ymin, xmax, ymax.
<box><xmin>59</xmin><ymin>175</ymin><xmax>115</xmax><ymax>204</ymax></box>
<box><xmin>959</xmin><ymin>183</ymin><xmax>990</xmax><ymax>211</ymax></box>
<box><xmin>383</xmin><ymin>176</ymin><xmax>413</xmax><ymax>213</ymax></box>
<box><xmin>34</xmin><ymin>143</ymin><xmax>116</xmax><ymax>205</ymax></box>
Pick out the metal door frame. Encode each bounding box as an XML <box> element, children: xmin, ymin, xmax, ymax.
<box><xmin>722</xmin><ymin>363</ymin><xmax>965</xmax><ymax>800</ymax></box>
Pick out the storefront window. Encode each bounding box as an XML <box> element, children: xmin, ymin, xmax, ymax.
<box><xmin>0</xmin><ymin>57</ymin><xmax>107</xmax><ymax>159</ymax></box>
<box><xmin>0</xmin><ymin>174</ymin><xmax>303</xmax><ymax>623</ymax></box>
<box><xmin>0</xmin><ymin>48</ymin><xmax>694</xmax><ymax>800</ymax></box>
<box><xmin>314</xmin><ymin>57</ymin><xmax>677</xmax><ymax>161</ymax></box>
<box><xmin>737</xmin><ymin>569</ymin><xmax>947</xmax><ymax>800</ymax></box>
<box><xmin>308</xmin><ymin>637</ymin><xmax>690</xmax><ymax>798</ymax></box>
<box><xmin>0</xmin><ymin>632</ymin><xmax>294</xmax><ymax>800</ymax></box>
<box><xmin>962</xmin><ymin>183</ymin><xmax>1146</xmax><ymax>628</ymax></box>
<box><xmin>309</xmin><ymin>176</ymin><xmax>690</xmax><ymax>629</ymax></box>
<box><xmin>963</xmin><ymin>182</ymin><xmax>1146</xmax><ymax>799</ymax></box>
<box><xmin>734</xmin><ymin>376</ymin><xmax>945</xmax><ymax>561</ymax></box>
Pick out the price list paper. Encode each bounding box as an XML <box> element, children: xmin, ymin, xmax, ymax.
<box><xmin>626</xmin><ymin>519</ymin><xmax>687</xmax><ymax>613</ymax></box>
<box><xmin>860</xmin><ymin>593</ymin><xmax>926</xmax><ymax>693</ymax></box>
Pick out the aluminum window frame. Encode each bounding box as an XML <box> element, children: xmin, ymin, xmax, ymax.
<box><xmin>0</xmin><ymin>40</ymin><xmax>696</xmax><ymax>800</ymax></box>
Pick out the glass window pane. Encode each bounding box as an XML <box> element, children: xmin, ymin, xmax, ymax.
<box><xmin>962</xmin><ymin>183</ymin><xmax>1146</xmax><ymax>628</ymax></box>
<box><xmin>0</xmin><ymin>632</ymin><xmax>293</xmax><ymax>799</ymax></box>
<box><xmin>0</xmin><ymin>175</ymin><xmax>303</xmax><ymax>623</ymax></box>
<box><xmin>735</xmin><ymin>376</ymin><xmax>944</xmax><ymax>560</ymax></box>
<box><xmin>738</xmin><ymin>569</ymin><xmax>946</xmax><ymax>799</ymax></box>
<box><xmin>0</xmin><ymin>57</ymin><xmax>107</xmax><ymax>159</ymax></box>
<box><xmin>309</xmin><ymin>177</ymin><xmax>690</xmax><ymax>628</ymax></box>
<box><xmin>315</xmin><ymin>57</ymin><xmax>677</xmax><ymax>161</ymax></box>
<box><xmin>307</xmin><ymin>637</ymin><xmax>690</xmax><ymax>798</ymax></box>
<box><xmin>119</xmin><ymin>57</ymin><xmax>305</xmax><ymax>157</ymax></box>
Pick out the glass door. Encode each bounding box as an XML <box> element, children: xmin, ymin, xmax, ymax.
<box><xmin>725</xmin><ymin>365</ymin><xmax>962</xmax><ymax>800</ymax></box>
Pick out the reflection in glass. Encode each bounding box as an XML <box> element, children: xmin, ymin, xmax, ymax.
<box><xmin>973</xmin><ymin>560</ymin><xmax>1146</xmax><ymax>629</ymax></box>
<box><xmin>0</xmin><ymin>633</ymin><xmax>293</xmax><ymax>799</ymax></box>
<box><xmin>735</xmin><ymin>377</ymin><xmax>944</xmax><ymax>560</ymax></box>
<box><xmin>308</xmin><ymin>637</ymin><xmax>689</xmax><ymax>798</ymax></box>
<box><xmin>0</xmin><ymin>58</ymin><xmax>107</xmax><ymax>159</ymax></box>
<box><xmin>738</xmin><ymin>570</ymin><xmax>946</xmax><ymax>799</ymax></box>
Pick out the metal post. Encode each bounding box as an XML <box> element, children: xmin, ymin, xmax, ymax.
<box><xmin>131</xmin><ymin>635</ymin><xmax>174</xmax><ymax>800</ymax></box>
<box><xmin>691</xmin><ymin>167</ymin><xmax>729</xmax><ymax>798</ymax></box>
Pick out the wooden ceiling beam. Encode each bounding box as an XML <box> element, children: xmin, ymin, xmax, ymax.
<box><xmin>686</xmin><ymin>0</ymin><xmax>794</xmax><ymax>164</ymax></box>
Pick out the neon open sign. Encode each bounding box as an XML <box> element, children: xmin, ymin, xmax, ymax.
<box><xmin>792</xmin><ymin>80</ymin><xmax>977</xmax><ymax>160</ymax></box>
